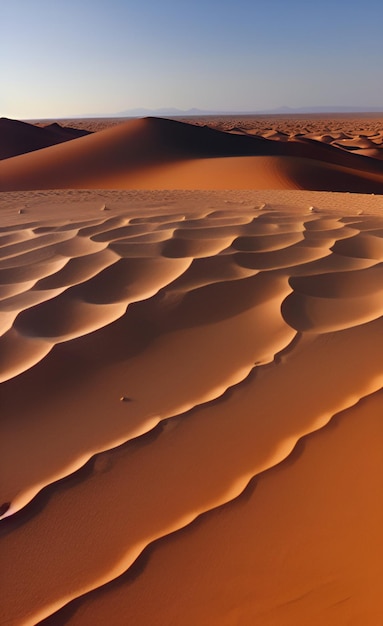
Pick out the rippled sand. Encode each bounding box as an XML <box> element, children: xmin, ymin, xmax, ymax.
<box><xmin>1</xmin><ymin>190</ymin><xmax>382</xmax><ymax>626</ymax></box>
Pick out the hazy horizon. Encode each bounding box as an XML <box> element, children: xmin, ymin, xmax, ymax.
<box><xmin>2</xmin><ymin>0</ymin><xmax>383</xmax><ymax>120</ymax></box>
<box><xmin>14</xmin><ymin>105</ymin><xmax>383</xmax><ymax>124</ymax></box>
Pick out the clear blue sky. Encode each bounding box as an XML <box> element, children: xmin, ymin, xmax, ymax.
<box><xmin>2</xmin><ymin>0</ymin><xmax>383</xmax><ymax>119</ymax></box>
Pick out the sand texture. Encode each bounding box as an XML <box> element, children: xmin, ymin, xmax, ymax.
<box><xmin>1</xmin><ymin>187</ymin><xmax>383</xmax><ymax>626</ymax></box>
<box><xmin>1</xmin><ymin>113</ymin><xmax>383</xmax><ymax>625</ymax></box>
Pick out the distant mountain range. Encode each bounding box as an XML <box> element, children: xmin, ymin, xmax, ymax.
<box><xmin>113</xmin><ymin>105</ymin><xmax>383</xmax><ymax>117</ymax></box>
<box><xmin>114</xmin><ymin>107</ymin><xmax>215</xmax><ymax>117</ymax></box>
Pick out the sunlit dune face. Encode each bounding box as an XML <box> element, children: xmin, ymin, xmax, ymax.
<box><xmin>1</xmin><ymin>116</ymin><xmax>383</xmax><ymax>193</ymax></box>
<box><xmin>1</xmin><ymin>189</ymin><xmax>383</xmax><ymax>625</ymax></box>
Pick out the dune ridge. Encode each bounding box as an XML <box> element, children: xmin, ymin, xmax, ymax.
<box><xmin>1</xmin><ymin>190</ymin><xmax>383</xmax><ymax>625</ymax></box>
<box><xmin>0</xmin><ymin>118</ymin><xmax>91</xmax><ymax>161</ymax></box>
<box><xmin>0</xmin><ymin>117</ymin><xmax>383</xmax><ymax>193</ymax></box>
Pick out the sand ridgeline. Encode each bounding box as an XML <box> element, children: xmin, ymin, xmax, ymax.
<box><xmin>0</xmin><ymin>118</ymin><xmax>91</xmax><ymax>161</ymax></box>
<box><xmin>1</xmin><ymin>116</ymin><xmax>383</xmax><ymax>192</ymax></box>
<box><xmin>0</xmin><ymin>189</ymin><xmax>382</xmax><ymax>626</ymax></box>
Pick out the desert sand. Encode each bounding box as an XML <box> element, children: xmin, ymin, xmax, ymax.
<box><xmin>0</xmin><ymin>116</ymin><xmax>383</xmax><ymax>625</ymax></box>
<box><xmin>1</xmin><ymin>115</ymin><xmax>383</xmax><ymax>192</ymax></box>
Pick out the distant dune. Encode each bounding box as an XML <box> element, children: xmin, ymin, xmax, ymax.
<box><xmin>0</xmin><ymin>116</ymin><xmax>382</xmax><ymax>192</ymax></box>
<box><xmin>0</xmin><ymin>118</ymin><xmax>91</xmax><ymax>161</ymax></box>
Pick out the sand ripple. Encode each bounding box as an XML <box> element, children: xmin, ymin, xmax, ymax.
<box><xmin>1</xmin><ymin>190</ymin><xmax>383</xmax><ymax>625</ymax></box>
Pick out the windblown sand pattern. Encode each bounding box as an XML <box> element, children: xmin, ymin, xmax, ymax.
<box><xmin>1</xmin><ymin>190</ymin><xmax>382</xmax><ymax>625</ymax></box>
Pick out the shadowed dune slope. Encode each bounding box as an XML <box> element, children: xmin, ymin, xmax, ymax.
<box><xmin>1</xmin><ymin>117</ymin><xmax>383</xmax><ymax>192</ymax></box>
<box><xmin>0</xmin><ymin>118</ymin><xmax>91</xmax><ymax>160</ymax></box>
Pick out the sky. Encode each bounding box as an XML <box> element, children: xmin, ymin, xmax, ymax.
<box><xmin>2</xmin><ymin>0</ymin><xmax>383</xmax><ymax>119</ymax></box>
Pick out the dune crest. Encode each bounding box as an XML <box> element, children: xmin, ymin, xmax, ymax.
<box><xmin>0</xmin><ymin>117</ymin><xmax>91</xmax><ymax>160</ymax></box>
<box><xmin>0</xmin><ymin>117</ymin><xmax>383</xmax><ymax>193</ymax></box>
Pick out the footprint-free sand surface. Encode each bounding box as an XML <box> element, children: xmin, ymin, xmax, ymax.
<box><xmin>1</xmin><ymin>115</ymin><xmax>383</xmax><ymax>625</ymax></box>
<box><xmin>1</xmin><ymin>116</ymin><xmax>383</xmax><ymax>193</ymax></box>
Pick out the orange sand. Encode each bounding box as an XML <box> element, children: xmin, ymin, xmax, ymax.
<box><xmin>1</xmin><ymin>116</ymin><xmax>383</xmax><ymax>192</ymax></box>
<box><xmin>0</xmin><ymin>114</ymin><xmax>383</xmax><ymax>626</ymax></box>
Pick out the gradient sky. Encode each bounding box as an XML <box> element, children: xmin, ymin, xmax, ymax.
<box><xmin>2</xmin><ymin>0</ymin><xmax>383</xmax><ymax>119</ymax></box>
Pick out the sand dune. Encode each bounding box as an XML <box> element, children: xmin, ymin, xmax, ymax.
<box><xmin>1</xmin><ymin>117</ymin><xmax>383</xmax><ymax>193</ymax></box>
<box><xmin>44</xmin><ymin>388</ymin><xmax>382</xmax><ymax>626</ymax></box>
<box><xmin>353</xmin><ymin>148</ymin><xmax>383</xmax><ymax>160</ymax></box>
<box><xmin>0</xmin><ymin>118</ymin><xmax>91</xmax><ymax>160</ymax></box>
<box><xmin>1</xmin><ymin>113</ymin><xmax>383</xmax><ymax>625</ymax></box>
<box><xmin>1</xmin><ymin>189</ymin><xmax>383</xmax><ymax>625</ymax></box>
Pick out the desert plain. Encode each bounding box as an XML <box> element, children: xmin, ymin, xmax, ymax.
<box><xmin>0</xmin><ymin>114</ymin><xmax>383</xmax><ymax>625</ymax></box>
